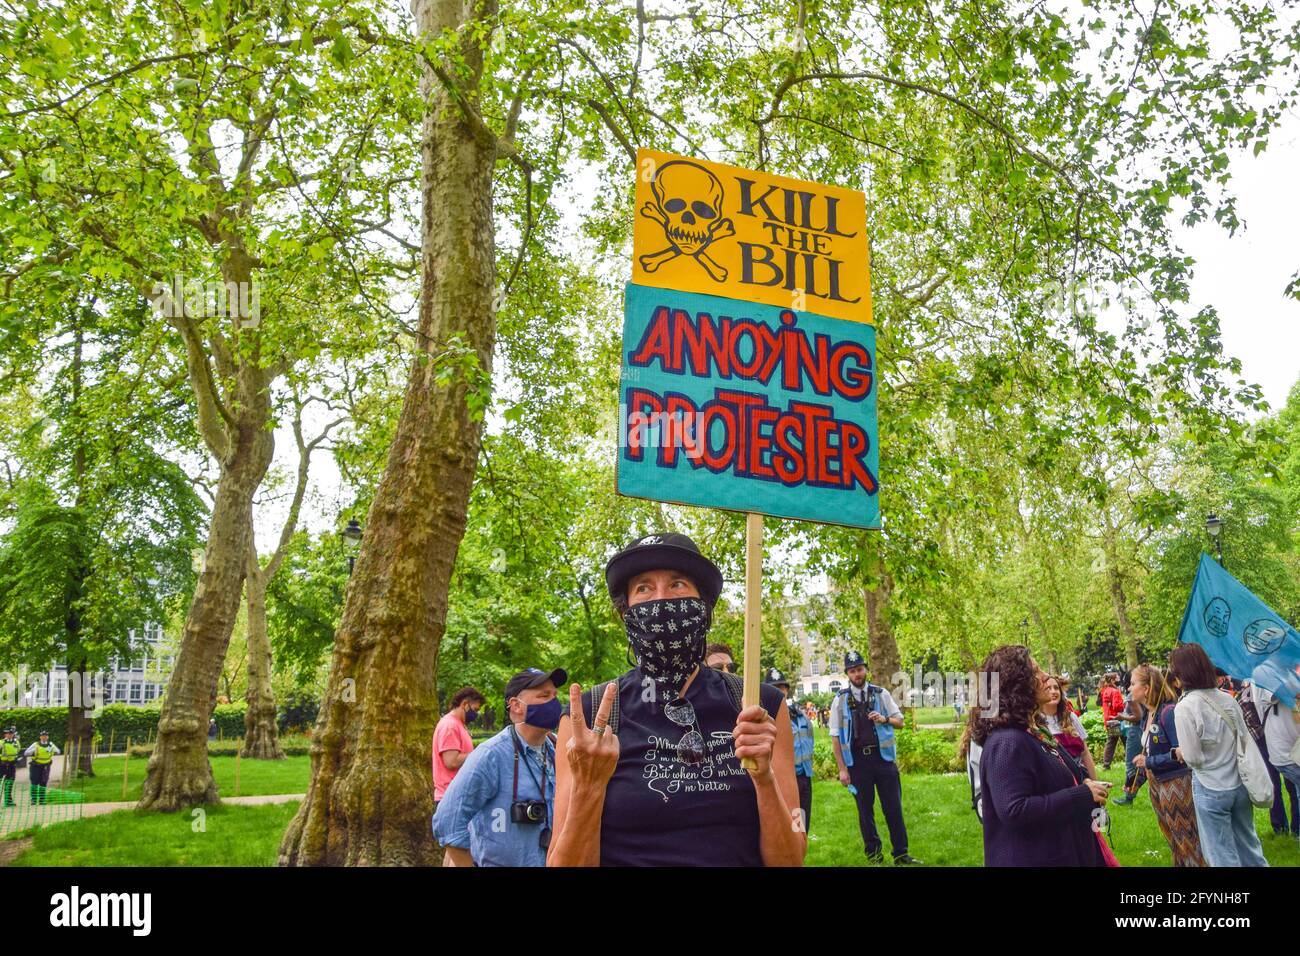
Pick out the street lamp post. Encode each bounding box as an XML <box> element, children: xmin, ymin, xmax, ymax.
<box><xmin>1205</xmin><ymin>513</ymin><xmax>1224</xmax><ymax>566</ymax></box>
<box><xmin>342</xmin><ymin>518</ymin><xmax>363</xmax><ymax>575</ymax></box>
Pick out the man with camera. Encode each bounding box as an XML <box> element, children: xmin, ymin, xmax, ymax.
<box><xmin>431</xmin><ymin>666</ymin><xmax>565</xmax><ymax>867</ymax></box>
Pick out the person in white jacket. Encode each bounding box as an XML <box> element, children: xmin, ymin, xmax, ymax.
<box><xmin>1169</xmin><ymin>644</ymin><xmax>1268</xmax><ymax>867</ymax></box>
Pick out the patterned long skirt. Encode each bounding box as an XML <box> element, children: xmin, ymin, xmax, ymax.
<box><xmin>1147</xmin><ymin>771</ymin><xmax>1208</xmax><ymax>867</ymax></box>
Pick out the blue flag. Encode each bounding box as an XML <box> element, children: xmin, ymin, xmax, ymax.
<box><xmin>1177</xmin><ymin>553</ymin><xmax>1300</xmax><ymax>707</ymax></box>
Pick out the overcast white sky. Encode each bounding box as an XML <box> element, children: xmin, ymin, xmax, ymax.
<box><xmin>1174</xmin><ymin>125</ymin><xmax>1300</xmax><ymax>415</ymax></box>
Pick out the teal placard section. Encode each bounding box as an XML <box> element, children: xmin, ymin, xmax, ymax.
<box><xmin>616</xmin><ymin>282</ymin><xmax>879</xmax><ymax>529</ymax></box>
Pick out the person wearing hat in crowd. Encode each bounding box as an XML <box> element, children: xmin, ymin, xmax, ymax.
<box><xmin>1</xmin><ymin>726</ymin><xmax>19</xmax><ymax>807</ymax></box>
<box><xmin>431</xmin><ymin>666</ymin><xmax>565</xmax><ymax>867</ymax></box>
<box><xmin>768</xmin><ymin>667</ymin><xmax>816</xmax><ymax>831</ymax></box>
<box><xmin>24</xmin><ymin>730</ymin><xmax>60</xmax><ymax>804</ymax></box>
<box><xmin>549</xmin><ymin>532</ymin><xmax>805</xmax><ymax>867</ymax></box>
<box><xmin>830</xmin><ymin>651</ymin><xmax>922</xmax><ymax>864</ymax></box>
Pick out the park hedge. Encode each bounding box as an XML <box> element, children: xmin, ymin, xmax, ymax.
<box><xmin>127</xmin><ymin>736</ymin><xmax>315</xmax><ymax>758</ymax></box>
<box><xmin>812</xmin><ymin>726</ymin><xmax>963</xmax><ymax>779</ymax></box>
<box><xmin>0</xmin><ymin>703</ymin><xmax>249</xmax><ymax>750</ymax></box>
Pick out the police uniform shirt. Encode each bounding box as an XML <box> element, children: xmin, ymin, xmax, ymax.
<box><xmin>828</xmin><ymin>683</ymin><xmax>902</xmax><ymax>737</ymax></box>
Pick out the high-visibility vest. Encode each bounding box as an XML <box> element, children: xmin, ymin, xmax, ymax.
<box><xmin>32</xmin><ymin>743</ymin><xmax>54</xmax><ymax>765</ymax></box>
<box><xmin>836</xmin><ymin>685</ymin><xmax>897</xmax><ymax>766</ymax></box>
<box><xmin>0</xmin><ymin>740</ymin><xmax>18</xmax><ymax>762</ymax></box>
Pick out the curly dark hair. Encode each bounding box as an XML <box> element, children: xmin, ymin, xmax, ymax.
<box><xmin>967</xmin><ymin>645</ymin><xmax>1044</xmax><ymax>747</ymax></box>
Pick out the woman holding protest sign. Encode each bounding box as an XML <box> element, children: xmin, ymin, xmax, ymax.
<box><xmin>547</xmin><ymin>533</ymin><xmax>805</xmax><ymax>866</ymax></box>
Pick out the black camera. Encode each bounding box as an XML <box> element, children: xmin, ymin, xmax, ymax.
<box><xmin>511</xmin><ymin>800</ymin><xmax>546</xmax><ymax>825</ymax></box>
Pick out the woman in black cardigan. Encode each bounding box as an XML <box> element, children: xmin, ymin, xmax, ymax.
<box><xmin>970</xmin><ymin>645</ymin><xmax>1112</xmax><ymax>866</ymax></box>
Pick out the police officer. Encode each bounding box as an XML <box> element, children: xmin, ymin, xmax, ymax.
<box><xmin>829</xmin><ymin>651</ymin><xmax>921</xmax><ymax>865</ymax></box>
<box><xmin>0</xmin><ymin>726</ymin><xmax>19</xmax><ymax>807</ymax></box>
<box><xmin>24</xmin><ymin>730</ymin><xmax>60</xmax><ymax>805</ymax></box>
<box><xmin>767</xmin><ymin>668</ymin><xmax>815</xmax><ymax>832</ymax></box>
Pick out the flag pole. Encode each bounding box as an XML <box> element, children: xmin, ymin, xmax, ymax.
<box><xmin>741</xmin><ymin>512</ymin><xmax>763</xmax><ymax>770</ymax></box>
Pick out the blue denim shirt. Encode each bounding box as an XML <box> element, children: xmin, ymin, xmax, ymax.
<box><xmin>430</xmin><ymin>725</ymin><xmax>555</xmax><ymax>867</ymax></box>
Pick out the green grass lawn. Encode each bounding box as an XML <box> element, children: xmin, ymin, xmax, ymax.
<box><xmin>7</xmin><ymin>802</ymin><xmax>301</xmax><ymax>867</ymax></box>
<box><xmin>4</xmin><ymin>746</ymin><xmax>1297</xmax><ymax>866</ymax></box>
<box><xmin>911</xmin><ymin>706</ymin><xmax>961</xmax><ymax>726</ymax></box>
<box><xmin>805</xmin><ymin>763</ymin><xmax>1300</xmax><ymax>867</ymax></box>
<box><xmin>67</xmin><ymin>754</ymin><xmax>311</xmax><ymax>804</ymax></box>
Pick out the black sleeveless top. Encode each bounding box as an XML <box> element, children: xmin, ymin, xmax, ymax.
<box><xmin>584</xmin><ymin>666</ymin><xmax>783</xmax><ymax>867</ymax></box>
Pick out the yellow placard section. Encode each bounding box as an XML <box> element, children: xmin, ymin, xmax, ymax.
<box><xmin>632</xmin><ymin>148</ymin><xmax>872</xmax><ymax>325</ymax></box>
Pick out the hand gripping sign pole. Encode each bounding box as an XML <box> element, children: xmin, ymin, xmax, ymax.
<box><xmin>741</xmin><ymin>512</ymin><xmax>763</xmax><ymax>771</ymax></box>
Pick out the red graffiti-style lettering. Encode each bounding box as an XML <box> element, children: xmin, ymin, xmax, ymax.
<box><xmin>629</xmin><ymin>305</ymin><xmax>871</xmax><ymax>403</ymax></box>
<box><xmin>621</xmin><ymin>386</ymin><xmax>877</xmax><ymax>494</ymax></box>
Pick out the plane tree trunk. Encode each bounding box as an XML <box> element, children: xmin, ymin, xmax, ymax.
<box><xmin>241</xmin><ymin>556</ymin><xmax>284</xmax><ymax>760</ymax></box>
<box><xmin>139</xmin><ymin>403</ymin><xmax>275</xmax><ymax>810</ymax></box>
<box><xmin>279</xmin><ymin>0</ymin><xmax>498</xmax><ymax>866</ymax></box>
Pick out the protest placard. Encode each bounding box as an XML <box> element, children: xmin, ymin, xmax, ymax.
<box><xmin>621</xmin><ymin>152</ymin><xmax>876</xmax><ymax>732</ymax></box>
<box><xmin>617</xmin><ymin>283</ymin><xmax>879</xmax><ymax>529</ymax></box>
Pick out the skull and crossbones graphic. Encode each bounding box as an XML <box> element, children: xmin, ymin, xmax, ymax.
<box><xmin>639</xmin><ymin>160</ymin><xmax>735</xmax><ymax>282</ymax></box>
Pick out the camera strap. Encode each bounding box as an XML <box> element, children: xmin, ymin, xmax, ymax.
<box><xmin>509</xmin><ymin>726</ymin><xmax>548</xmax><ymax>805</ymax></box>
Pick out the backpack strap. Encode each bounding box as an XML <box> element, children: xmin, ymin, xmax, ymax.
<box><xmin>719</xmin><ymin>670</ymin><xmax>745</xmax><ymax>714</ymax></box>
<box><xmin>582</xmin><ymin>679</ymin><xmax>621</xmax><ymax>736</ymax></box>
<box><xmin>1202</xmin><ymin>693</ymin><xmax>1245</xmax><ymax>752</ymax></box>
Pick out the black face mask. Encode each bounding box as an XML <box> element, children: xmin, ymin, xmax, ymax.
<box><xmin>465</xmin><ymin>708</ymin><xmax>480</xmax><ymax>724</ymax></box>
<box><xmin>624</xmin><ymin>597</ymin><xmax>711</xmax><ymax>695</ymax></box>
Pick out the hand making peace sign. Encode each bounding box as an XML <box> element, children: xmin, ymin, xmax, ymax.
<box><xmin>564</xmin><ymin>682</ymin><xmax>621</xmax><ymax>791</ymax></box>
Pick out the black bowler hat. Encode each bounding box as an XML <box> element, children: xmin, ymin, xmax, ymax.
<box><xmin>604</xmin><ymin>532</ymin><xmax>724</xmax><ymax>608</ymax></box>
<box><xmin>844</xmin><ymin>650</ymin><xmax>866</xmax><ymax>671</ymax></box>
<box><xmin>504</xmin><ymin>667</ymin><xmax>568</xmax><ymax>701</ymax></box>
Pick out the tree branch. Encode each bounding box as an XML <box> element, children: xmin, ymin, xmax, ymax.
<box><xmin>758</xmin><ymin>71</ymin><xmax>1076</xmax><ymax>185</ymax></box>
<box><xmin>167</xmin><ymin>312</ymin><xmax>234</xmax><ymax>459</ymax></box>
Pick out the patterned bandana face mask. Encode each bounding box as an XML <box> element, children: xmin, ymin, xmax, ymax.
<box><xmin>624</xmin><ymin>597</ymin><xmax>711</xmax><ymax>694</ymax></box>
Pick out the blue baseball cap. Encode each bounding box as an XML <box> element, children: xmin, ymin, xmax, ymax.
<box><xmin>505</xmin><ymin>667</ymin><xmax>568</xmax><ymax>701</ymax></box>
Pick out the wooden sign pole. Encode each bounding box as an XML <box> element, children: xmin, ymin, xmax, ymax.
<box><xmin>741</xmin><ymin>512</ymin><xmax>763</xmax><ymax>771</ymax></box>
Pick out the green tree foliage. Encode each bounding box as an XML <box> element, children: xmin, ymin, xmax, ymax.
<box><xmin>0</xmin><ymin>297</ymin><xmax>203</xmax><ymax>677</ymax></box>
